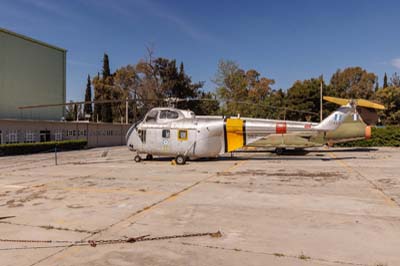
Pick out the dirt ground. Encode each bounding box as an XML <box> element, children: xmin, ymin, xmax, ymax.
<box><xmin>0</xmin><ymin>146</ymin><xmax>399</xmax><ymax>266</ymax></box>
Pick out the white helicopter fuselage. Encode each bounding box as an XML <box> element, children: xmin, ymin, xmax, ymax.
<box><xmin>125</xmin><ymin>106</ymin><xmax>351</xmax><ymax>160</ymax></box>
<box><xmin>128</xmin><ymin>118</ymin><xmax>224</xmax><ymax>158</ymax></box>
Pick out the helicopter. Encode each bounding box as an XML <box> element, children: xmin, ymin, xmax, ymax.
<box><xmin>125</xmin><ymin>96</ymin><xmax>384</xmax><ymax>164</ymax></box>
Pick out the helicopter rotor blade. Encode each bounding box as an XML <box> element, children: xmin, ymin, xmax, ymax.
<box><xmin>18</xmin><ymin>97</ymin><xmax>319</xmax><ymax>117</ymax></box>
<box><xmin>323</xmin><ymin>96</ymin><xmax>385</xmax><ymax>110</ymax></box>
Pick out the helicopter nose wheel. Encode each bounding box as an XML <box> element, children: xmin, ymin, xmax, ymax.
<box><xmin>175</xmin><ymin>155</ymin><xmax>186</xmax><ymax>165</ymax></box>
<box><xmin>146</xmin><ymin>154</ymin><xmax>153</xmax><ymax>160</ymax></box>
<box><xmin>275</xmin><ymin>148</ymin><xmax>286</xmax><ymax>155</ymax></box>
<box><xmin>134</xmin><ymin>155</ymin><xmax>141</xmax><ymax>163</ymax></box>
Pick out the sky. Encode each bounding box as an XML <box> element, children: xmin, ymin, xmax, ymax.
<box><xmin>1</xmin><ymin>0</ymin><xmax>400</xmax><ymax>101</ymax></box>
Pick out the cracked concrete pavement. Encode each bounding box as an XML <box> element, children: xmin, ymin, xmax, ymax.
<box><xmin>0</xmin><ymin>146</ymin><xmax>399</xmax><ymax>266</ymax></box>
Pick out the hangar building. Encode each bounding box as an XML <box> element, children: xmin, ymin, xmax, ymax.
<box><xmin>0</xmin><ymin>28</ymin><xmax>66</xmax><ymax>120</ymax></box>
<box><xmin>0</xmin><ymin>28</ymin><xmax>130</xmax><ymax>148</ymax></box>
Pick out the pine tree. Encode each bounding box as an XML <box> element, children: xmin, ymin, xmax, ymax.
<box><xmin>84</xmin><ymin>75</ymin><xmax>93</xmax><ymax>118</ymax></box>
<box><xmin>383</xmin><ymin>72</ymin><xmax>388</xmax><ymax>88</ymax></box>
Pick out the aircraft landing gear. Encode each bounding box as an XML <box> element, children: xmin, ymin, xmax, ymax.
<box><xmin>146</xmin><ymin>154</ymin><xmax>153</xmax><ymax>160</ymax></box>
<box><xmin>175</xmin><ymin>155</ymin><xmax>186</xmax><ymax>165</ymax></box>
<box><xmin>134</xmin><ymin>155</ymin><xmax>141</xmax><ymax>163</ymax></box>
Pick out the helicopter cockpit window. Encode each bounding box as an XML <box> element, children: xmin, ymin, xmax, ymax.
<box><xmin>138</xmin><ymin>129</ymin><xmax>146</xmax><ymax>143</ymax></box>
<box><xmin>145</xmin><ymin>110</ymin><xmax>158</xmax><ymax>123</ymax></box>
<box><xmin>159</xmin><ymin>110</ymin><xmax>179</xmax><ymax>120</ymax></box>
<box><xmin>167</xmin><ymin>111</ymin><xmax>179</xmax><ymax>119</ymax></box>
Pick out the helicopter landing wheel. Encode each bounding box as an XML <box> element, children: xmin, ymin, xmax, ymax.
<box><xmin>134</xmin><ymin>155</ymin><xmax>141</xmax><ymax>163</ymax></box>
<box><xmin>146</xmin><ymin>154</ymin><xmax>153</xmax><ymax>160</ymax></box>
<box><xmin>175</xmin><ymin>155</ymin><xmax>186</xmax><ymax>165</ymax></box>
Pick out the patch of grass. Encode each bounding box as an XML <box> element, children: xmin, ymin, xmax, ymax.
<box><xmin>298</xmin><ymin>252</ymin><xmax>311</xmax><ymax>260</ymax></box>
<box><xmin>273</xmin><ymin>253</ymin><xmax>285</xmax><ymax>257</ymax></box>
<box><xmin>39</xmin><ymin>225</ymin><xmax>94</xmax><ymax>234</ymax></box>
<box><xmin>41</xmin><ymin>225</ymin><xmax>54</xmax><ymax>230</ymax></box>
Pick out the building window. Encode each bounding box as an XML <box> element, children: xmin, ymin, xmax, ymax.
<box><xmin>162</xmin><ymin>129</ymin><xmax>170</xmax><ymax>138</ymax></box>
<box><xmin>77</xmin><ymin>130</ymin><xmax>86</xmax><ymax>136</ymax></box>
<box><xmin>8</xmin><ymin>131</ymin><xmax>18</xmax><ymax>143</ymax></box>
<box><xmin>25</xmin><ymin>131</ymin><xmax>35</xmax><ymax>143</ymax></box>
<box><xmin>55</xmin><ymin>130</ymin><xmax>63</xmax><ymax>141</ymax></box>
<box><xmin>178</xmin><ymin>130</ymin><xmax>188</xmax><ymax>141</ymax></box>
<box><xmin>0</xmin><ymin>130</ymin><xmax>3</xmax><ymax>144</ymax></box>
<box><xmin>39</xmin><ymin>130</ymin><xmax>50</xmax><ymax>142</ymax></box>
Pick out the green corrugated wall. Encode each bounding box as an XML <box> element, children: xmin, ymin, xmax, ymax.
<box><xmin>0</xmin><ymin>29</ymin><xmax>66</xmax><ymax>120</ymax></box>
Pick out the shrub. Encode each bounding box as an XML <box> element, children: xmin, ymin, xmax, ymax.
<box><xmin>0</xmin><ymin>140</ymin><xmax>88</xmax><ymax>156</ymax></box>
<box><xmin>336</xmin><ymin>126</ymin><xmax>400</xmax><ymax>147</ymax></box>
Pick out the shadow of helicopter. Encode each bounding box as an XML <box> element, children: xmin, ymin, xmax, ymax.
<box><xmin>235</xmin><ymin>147</ymin><xmax>378</xmax><ymax>156</ymax></box>
<box><xmin>143</xmin><ymin>154</ymin><xmax>359</xmax><ymax>163</ymax></box>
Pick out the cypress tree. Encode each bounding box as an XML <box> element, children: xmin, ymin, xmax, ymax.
<box><xmin>93</xmin><ymin>73</ymin><xmax>102</xmax><ymax>122</ymax></box>
<box><xmin>73</xmin><ymin>104</ymin><xmax>78</xmax><ymax>121</ymax></box>
<box><xmin>101</xmin><ymin>53</ymin><xmax>113</xmax><ymax>122</ymax></box>
<box><xmin>383</xmin><ymin>72</ymin><xmax>388</xmax><ymax>88</ymax></box>
<box><xmin>84</xmin><ymin>74</ymin><xmax>93</xmax><ymax>118</ymax></box>
<box><xmin>179</xmin><ymin>62</ymin><xmax>184</xmax><ymax>76</ymax></box>
<box><xmin>101</xmin><ymin>83</ymin><xmax>113</xmax><ymax>123</ymax></box>
<box><xmin>102</xmin><ymin>53</ymin><xmax>111</xmax><ymax>78</ymax></box>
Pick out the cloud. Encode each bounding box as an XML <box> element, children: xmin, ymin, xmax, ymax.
<box><xmin>391</xmin><ymin>58</ymin><xmax>400</xmax><ymax>69</ymax></box>
<box><xmin>139</xmin><ymin>0</ymin><xmax>212</xmax><ymax>42</ymax></box>
<box><xmin>85</xmin><ymin>0</ymin><xmax>217</xmax><ymax>43</ymax></box>
<box><xmin>21</xmin><ymin>0</ymin><xmax>72</xmax><ymax>19</ymax></box>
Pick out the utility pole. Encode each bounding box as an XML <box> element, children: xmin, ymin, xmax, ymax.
<box><xmin>125</xmin><ymin>97</ymin><xmax>128</xmax><ymax>124</ymax></box>
<box><xmin>75</xmin><ymin>104</ymin><xmax>79</xmax><ymax>122</ymax></box>
<box><xmin>320</xmin><ymin>79</ymin><xmax>323</xmax><ymax>122</ymax></box>
<box><xmin>283</xmin><ymin>107</ymin><xmax>286</xmax><ymax>121</ymax></box>
<box><xmin>133</xmin><ymin>91</ymin><xmax>137</xmax><ymax>123</ymax></box>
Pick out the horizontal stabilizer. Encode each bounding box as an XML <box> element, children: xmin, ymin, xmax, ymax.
<box><xmin>323</xmin><ymin>96</ymin><xmax>385</xmax><ymax>110</ymax></box>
